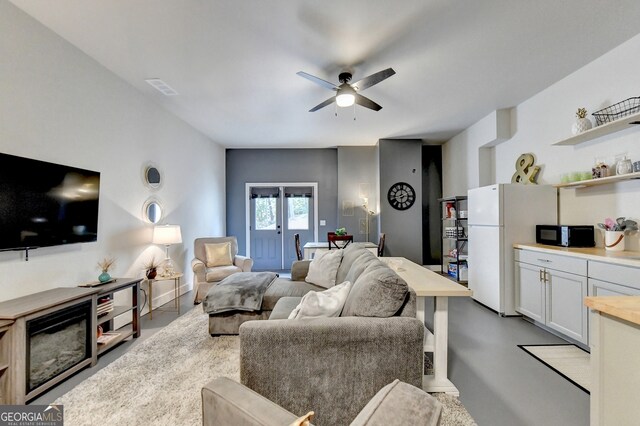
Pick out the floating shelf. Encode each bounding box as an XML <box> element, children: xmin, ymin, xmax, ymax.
<box><xmin>553</xmin><ymin>111</ymin><xmax>640</xmax><ymax>146</ymax></box>
<box><xmin>554</xmin><ymin>171</ymin><xmax>640</xmax><ymax>188</ymax></box>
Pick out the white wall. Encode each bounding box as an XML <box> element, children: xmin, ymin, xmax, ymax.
<box><xmin>0</xmin><ymin>3</ymin><xmax>226</xmax><ymax>303</ymax></box>
<box><xmin>444</xmin><ymin>33</ymin><xmax>640</xmax><ymax>250</ymax></box>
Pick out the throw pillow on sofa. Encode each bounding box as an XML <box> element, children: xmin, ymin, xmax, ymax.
<box><xmin>205</xmin><ymin>242</ymin><xmax>233</xmax><ymax>267</ymax></box>
<box><xmin>305</xmin><ymin>249</ymin><xmax>343</xmax><ymax>289</ymax></box>
<box><xmin>341</xmin><ymin>267</ymin><xmax>408</xmax><ymax>317</ymax></box>
<box><xmin>288</xmin><ymin>281</ymin><xmax>352</xmax><ymax>319</ymax></box>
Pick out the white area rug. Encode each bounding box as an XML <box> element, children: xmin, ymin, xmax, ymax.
<box><xmin>56</xmin><ymin>307</ymin><xmax>476</xmax><ymax>425</ymax></box>
<box><xmin>519</xmin><ymin>344</ymin><xmax>590</xmax><ymax>393</ymax></box>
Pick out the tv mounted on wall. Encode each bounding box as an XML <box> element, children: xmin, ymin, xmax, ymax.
<box><xmin>0</xmin><ymin>152</ymin><xmax>100</xmax><ymax>252</ymax></box>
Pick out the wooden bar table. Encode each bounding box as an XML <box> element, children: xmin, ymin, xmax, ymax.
<box><xmin>380</xmin><ymin>257</ymin><xmax>473</xmax><ymax>396</ymax></box>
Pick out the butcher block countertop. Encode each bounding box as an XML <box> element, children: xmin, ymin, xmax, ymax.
<box><xmin>513</xmin><ymin>243</ymin><xmax>640</xmax><ymax>268</ymax></box>
<box><xmin>585</xmin><ymin>296</ymin><xmax>640</xmax><ymax>326</ymax></box>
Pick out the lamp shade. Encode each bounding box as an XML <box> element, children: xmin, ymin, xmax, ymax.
<box><xmin>336</xmin><ymin>86</ymin><xmax>356</xmax><ymax>107</ymax></box>
<box><xmin>153</xmin><ymin>224</ymin><xmax>182</xmax><ymax>245</ymax></box>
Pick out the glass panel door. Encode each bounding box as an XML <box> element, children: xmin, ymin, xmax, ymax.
<box><xmin>250</xmin><ymin>187</ymin><xmax>282</xmax><ymax>270</ymax></box>
<box><xmin>283</xmin><ymin>186</ymin><xmax>314</xmax><ymax>266</ymax></box>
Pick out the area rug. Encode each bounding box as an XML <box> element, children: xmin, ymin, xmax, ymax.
<box><xmin>56</xmin><ymin>307</ymin><xmax>476</xmax><ymax>425</ymax></box>
<box><xmin>518</xmin><ymin>344</ymin><xmax>590</xmax><ymax>393</ymax></box>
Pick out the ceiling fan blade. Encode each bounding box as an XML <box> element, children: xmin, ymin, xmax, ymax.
<box><xmin>297</xmin><ymin>71</ymin><xmax>339</xmax><ymax>91</ymax></box>
<box><xmin>351</xmin><ymin>68</ymin><xmax>396</xmax><ymax>91</ymax></box>
<box><xmin>355</xmin><ymin>94</ymin><xmax>382</xmax><ymax>111</ymax></box>
<box><xmin>309</xmin><ymin>97</ymin><xmax>336</xmax><ymax>112</ymax></box>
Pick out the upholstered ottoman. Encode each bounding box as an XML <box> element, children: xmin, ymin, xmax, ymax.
<box><xmin>205</xmin><ymin>262</ymin><xmax>324</xmax><ymax>336</ymax></box>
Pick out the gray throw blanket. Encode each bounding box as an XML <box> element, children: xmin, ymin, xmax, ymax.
<box><xmin>203</xmin><ymin>272</ymin><xmax>278</xmax><ymax>314</ymax></box>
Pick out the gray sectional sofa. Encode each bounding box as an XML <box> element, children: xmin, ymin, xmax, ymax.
<box><xmin>236</xmin><ymin>244</ymin><xmax>425</xmax><ymax>426</ymax></box>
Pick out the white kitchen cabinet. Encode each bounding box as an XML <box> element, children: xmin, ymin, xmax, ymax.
<box><xmin>514</xmin><ymin>248</ymin><xmax>588</xmax><ymax>344</ymax></box>
<box><xmin>514</xmin><ymin>261</ymin><xmax>544</xmax><ymax>322</ymax></box>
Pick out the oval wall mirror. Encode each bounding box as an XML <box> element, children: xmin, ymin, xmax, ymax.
<box><xmin>143</xmin><ymin>164</ymin><xmax>162</xmax><ymax>190</ymax></box>
<box><xmin>143</xmin><ymin>199</ymin><xmax>163</xmax><ymax>224</ymax></box>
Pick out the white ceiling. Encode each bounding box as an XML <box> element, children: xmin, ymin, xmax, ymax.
<box><xmin>10</xmin><ymin>0</ymin><xmax>640</xmax><ymax>148</ymax></box>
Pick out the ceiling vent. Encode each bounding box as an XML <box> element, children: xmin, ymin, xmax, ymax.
<box><xmin>145</xmin><ymin>78</ymin><xmax>178</xmax><ymax>96</ymax></box>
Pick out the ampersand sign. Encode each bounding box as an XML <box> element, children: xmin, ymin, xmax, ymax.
<box><xmin>511</xmin><ymin>153</ymin><xmax>540</xmax><ymax>184</ymax></box>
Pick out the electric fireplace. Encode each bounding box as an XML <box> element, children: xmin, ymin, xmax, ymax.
<box><xmin>26</xmin><ymin>300</ymin><xmax>92</xmax><ymax>393</ymax></box>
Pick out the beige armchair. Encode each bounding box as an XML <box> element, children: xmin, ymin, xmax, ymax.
<box><xmin>192</xmin><ymin>237</ymin><xmax>253</xmax><ymax>304</ymax></box>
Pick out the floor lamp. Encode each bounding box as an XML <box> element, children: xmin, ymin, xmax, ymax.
<box><xmin>153</xmin><ymin>224</ymin><xmax>182</xmax><ymax>276</ymax></box>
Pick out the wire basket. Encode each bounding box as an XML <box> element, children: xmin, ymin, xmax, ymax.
<box><xmin>591</xmin><ymin>97</ymin><xmax>640</xmax><ymax>126</ymax></box>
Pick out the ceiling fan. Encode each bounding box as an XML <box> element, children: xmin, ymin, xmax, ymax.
<box><xmin>297</xmin><ymin>68</ymin><xmax>396</xmax><ymax>112</ymax></box>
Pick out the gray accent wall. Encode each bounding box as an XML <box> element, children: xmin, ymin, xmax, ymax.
<box><xmin>378</xmin><ymin>139</ymin><xmax>423</xmax><ymax>263</ymax></box>
<box><xmin>337</xmin><ymin>147</ymin><xmax>378</xmax><ymax>243</ymax></box>
<box><xmin>226</xmin><ymin>149</ymin><xmax>338</xmax><ymax>255</ymax></box>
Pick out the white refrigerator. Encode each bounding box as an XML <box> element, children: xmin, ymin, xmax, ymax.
<box><xmin>467</xmin><ymin>184</ymin><xmax>557</xmax><ymax>315</ymax></box>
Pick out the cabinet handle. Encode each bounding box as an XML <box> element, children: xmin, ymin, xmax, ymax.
<box><xmin>537</xmin><ymin>258</ymin><xmax>552</xmax><ymax>263</ymax></box>
<box><xmin>544</xmin><ymin>271</ymin><xmax>549</xmax><ymax>283</ymax></box>
<box><xmin>539</xmin><ymin>269</ymin><xmax>544</xmax><ymax>282</ymax></box>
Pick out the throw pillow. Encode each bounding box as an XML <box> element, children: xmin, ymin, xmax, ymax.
<box><xmin>288</xmin><ymin>281</ymin><xmax>352</xmax><ymax>319</ymax></box>
<box><xmin>305</xmin><ymin>249</ymin><xmax>343</xmax><ymax>289</ymax></box>
<box><xmin>341</xmin><ymin>267</ymin><xmax>408</xmax><ymax>317</ymax></box>
<box><xmin>289</xmin><ymin>411</ymin><xmax>315</xmax><ymax>426</ymax></box>
<box><xmin>204</xmin><ymin>242</ymin><xmax>233</xmax><ymax>267</ymax></box>
<box><xmin>350</xmin><ymin>380</ymin><xmax>442</xmax><ymax>426</ymax></box>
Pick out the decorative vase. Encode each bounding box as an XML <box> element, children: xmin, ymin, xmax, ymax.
<box><xmin>604</xmin><ymin>231</ymin><xmax>625</xmax><ymax>251</ymax></box>
<box><xmin>571</xmin><ymin>118</ymin><xmax>592</xmax><ymax>135</ymax></box>
<box><xmin>146</xmin><ymin>268</ymin><xmax>157</xmax><ymax>279</ymax></box>
<box><xmin>98</xmin><ymin>271</ymin><xmax>111</xmax><ymax>283</ymax></box>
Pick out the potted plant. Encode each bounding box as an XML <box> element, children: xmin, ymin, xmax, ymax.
<box><xmin>143</xmin><ymin>257</ymin><xmax>160</xmax><ymax>279</ymax></box>
<box><xmin>97</xmin><ymin>257</ymin><xmax>116</xmax><ymax>283</ymax></box>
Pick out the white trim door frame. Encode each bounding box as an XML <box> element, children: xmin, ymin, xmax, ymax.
<box><xmin>246</xmin><ymin>182</ymin><xmax>319</xmax><ymax>269</ymax></box>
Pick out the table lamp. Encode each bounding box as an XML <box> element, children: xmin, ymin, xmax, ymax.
<box><xmin>152</xmin><ymin>224</ymin><xmax>182</xmax><ymax>276</ymax></box>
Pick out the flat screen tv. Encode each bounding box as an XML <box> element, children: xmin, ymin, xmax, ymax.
<box><xmin>0</xmin><ymin>152</ymin><xmax>100</xmax><ymax>251</ymax></box>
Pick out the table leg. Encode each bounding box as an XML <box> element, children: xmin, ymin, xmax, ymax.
<box><xmin>175</xmin><ymin>277</ymin><xmax>180</xmax><ymax>314</ymax></box>
<box><xmin>421</xmin><ymin>296</ymin><xmax>459</xmax><ymax>396</ymax></box>
<box><xmin>148</xmin><ymin>279</ymin><xmax>153</xmax><ymax>320</ymax></box>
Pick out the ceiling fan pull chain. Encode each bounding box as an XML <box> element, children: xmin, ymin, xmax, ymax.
<box><xmin>353</xmin><ymin>103</ymin><xmax>357</xmax><ymax>121</ymax></box>
<box><xmin>335</xmin><ymin>102</ymin><xmax>338</xmax><ymax>117</ymax></box>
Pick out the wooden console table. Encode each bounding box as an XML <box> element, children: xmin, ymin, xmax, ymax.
<box><xmin>0</xmin><ymin>278</ymin><xmax>141</xmax><ymax>404</ymax></box>
<box><xmin>0</xmin><ymin>287</ymin><xmax>99</xmax><ymax>404</ymax></box>
<box><xmin>380</xmin><ymin>257</ymin><xmax>473</xmax><ymax>396</ymax></box>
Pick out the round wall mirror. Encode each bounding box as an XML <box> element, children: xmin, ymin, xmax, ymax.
<box><xmin>143</xmin><ymin>199</ymin><xmax>163</xmax><ymax>224</ymax></box>
<box><xmin>143</xmin><ymin>164</ymin><xmax>162</xmax><ymax>190</ymax></box>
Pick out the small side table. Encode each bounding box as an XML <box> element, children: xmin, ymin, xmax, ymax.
<box><xmin>147</xmin><ymin>273</ymin><xmax>183</xmax><ymax>319</ymax></box>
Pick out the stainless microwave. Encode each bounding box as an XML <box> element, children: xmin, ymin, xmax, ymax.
<box><xmin>536</xmin><ymin>225</ymin><xmax>595</xmax><ymax>247</ymax></box>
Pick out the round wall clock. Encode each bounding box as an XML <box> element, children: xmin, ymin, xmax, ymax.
<box><xmin>387</xmin><ymin>182</ymin><xmax>416</xmax><ymax>210</ymax></box>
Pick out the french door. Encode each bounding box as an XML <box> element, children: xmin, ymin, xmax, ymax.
<box><xmin>248</xmin><ymin>184</ymin><xmax>317</xmax><ymax>270</ymax></box>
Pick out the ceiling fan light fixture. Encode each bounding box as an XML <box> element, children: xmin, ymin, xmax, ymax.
<box><xmin>336</xmin><ymin>87</ymin><xmax>355</xmax><ymax>107</ymax></box>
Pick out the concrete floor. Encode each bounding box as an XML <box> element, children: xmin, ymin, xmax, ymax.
<box><xmin>31</xmin><ymin>290</ymin><xmax>590</xmax><ymax>425</ymax></box>
<box><xmin>434</xmin><ymin>297</ymin><xmax>590</xmax><ymax>426</ymax></box>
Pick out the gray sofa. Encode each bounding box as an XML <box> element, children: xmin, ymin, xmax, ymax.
<box><xmin>202</xmin><ymin>377</ymin><xmax>442</xmax><ymax>426</ymax></box>
<box><xmin>238</xmin><ymin>244</ymin><xmax>425</xmax><ymax>426</ymax></box>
